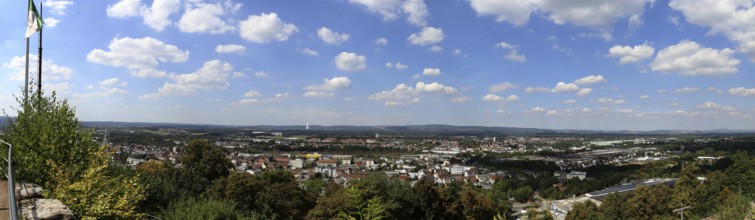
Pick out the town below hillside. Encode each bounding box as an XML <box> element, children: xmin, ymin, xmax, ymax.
<box><xmin>100</xmin><ymin>125</ymin><xmax>755</xmax><ymax>219</ymax></box>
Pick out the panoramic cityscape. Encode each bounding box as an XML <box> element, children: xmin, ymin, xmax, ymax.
<box><xmin>0</xmin><ymin>0</ymin><xmax>754</xmax><ymax>219</ymax></box>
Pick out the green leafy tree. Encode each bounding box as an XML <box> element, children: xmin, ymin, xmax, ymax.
<box><xmin>672</xmin><ymin>163</ymin><xmax>701</xmax><ymax>217</ymax></box>
<box><xmin>459</xmin><ymin>185</ymin><xmax>499</xmax><ymax>220</ymax></box>
<box><xmin>565</xmin><ymin>200</ymin><xmax>600</xmax><ymax>220</ymax></box>
<box><xmin>725</xmin><ymin>152</ymin><xmax>755</xmax><ymax>197</ymax></box>
<box><xmin>716</xmin><ymin>192</ymin><xmax>750</xmax><ymax>220</ymax></box>
<box><xmin>626</xmin><ymin>185</ymin><xmax>672</xmax><ymax>219</ymax></box>
<box><xmin>412</xmin><ymin>179</ymin><xmax>444</xmax><ymax>219</ymax></box>
<box><xmin>511</xmin><ymin>186</ymin><xmax>534</xmax><ymax>203</ymax></box>
<box><xmin>159</xmin><ymin>197</ymin><xmax>253</xmax><ymax>220</ymax></box>
<box><xmin>207</xmin><ymin>172</ymin><xmax>265</xmax><ymax>214</ymax></box>
<box><xmin>598</xmin><ymin>191</ymin><xmax>633</xmax><ymax>219</ymax></box>
<box><xmin>49</xmin><ymin>147</ymin><xmax>146</xmax><ymax>219</ymax></box>
<box><xmin>136</xmin><ymin>161</ymin><xmax>191</xmax><ymax>214</ymax></box>
<box><xmin>306</xmin><ymin>186</ymin><xmax>348</xmax><ymax>219</ymax></box>
<box><xmin>337</xmin><ymin>187</ymin><xmax>388</xmax><ymax>220</ymax></box>
<box><xmin>255</xmin><ymin>181</ymin><xmax>315</xmax><ymax>219</ymax></box>
<box><xmin>302</xmin><ymin>178</ymin><xmax>326</xmax><ymax>197</ymax></box>
<box><xmin>3</xmin><ymin>90</ymin><xmax>144</xmax><ymax>218</ymax></box>
<box><xmin>180</xmin><ymin>139</ymin><xmax>232</xmax><ymax>180</ymax></box>
<box><xmin>2</xmin><ymin>91</ymin><xmax>95</xmax><ymax>188</ymax></box>
<box><xmin>179</xmin><ymin>139</ymin><xmax>233</xmax><ymax>192</ymax></box>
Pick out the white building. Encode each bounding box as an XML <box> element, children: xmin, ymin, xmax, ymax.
<box><xmin>567</xmin><ymin>171</ymin><xmax>587</xmax><ymax>180</ymax></box>
<box><xmin>450</xmin><ymin>165</ymin><xmax>465</xmax><ymax>175</ymax></box>
<box><xmin>549</xmin><ymin>197</ymin><xmax>602</xmax><ymax>220</ymax></box>
<box><xmin>290</xmin><ymin>159</ymin><xmax>304</xmax><ymax>169</ymax></box>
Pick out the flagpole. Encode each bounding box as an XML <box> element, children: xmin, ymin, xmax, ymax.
<box><xmin>37</xmin><ymin>1</ymin><xmax>42</xmax><ymax>97</ymax></box>
<box><xmin>24</xmin><ymin>0</ymin><xmax>30</xmax><ymax>103</ymax></box>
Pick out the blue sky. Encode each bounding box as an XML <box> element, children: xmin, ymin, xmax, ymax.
<box><xmin>2</xmin><ymin>0</ymin><xmax>755</xmax><ymax>130</ymax></box>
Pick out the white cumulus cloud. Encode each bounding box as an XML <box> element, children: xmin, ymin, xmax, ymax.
<box><xmin>87</xmin><ymin>37</ymin><xmax>189</xmax><ymax>78</ymax></box>
<box><xmin>374</xmin><ymin>38</ymin><xmax>388</xmax><ymax>45</ymax></box>
<box><xmin>482</xmin><ymin>94</ymin><xmax>504</xmax><ymax>102</ymax></box>
<box><xmin>650</xmin><ymin>40</ymin><xmax>740</xmax><ymax>76</ymax></box>
<box><xmin>576</xmin><ymin>88</ymin><xmax>593</xmax><ymax>97</ymax></box>
<box><xmin>303</xmin><ymin>91</ymin><xmax>334</xmax><ymax>98</ymax></box>
<box><xmin>524</xmin><ymin>86</ymin><xmax>550</xmax><ymax>93</ymax></box>
<box><xmin>496</xmin><ymin>42</ymin><xmax>526</xmax><ymax>62</ymax></box>
<box><xmin>178</xmin><ymin>2</ymin><xmax>237</xmax><ymax>34</ymax></box>
<box><xmin>239</xmin><ymin>13</ymin><xmax>298</xmax><ymax>43</ymax></box>
<box><xmin>335</xmin><ymin>52</ymin><xmax>367</xmax><ymax>71</ymax></box>
<box><xmin>697</xmin><ymin>101</ymin><xmax>720</xmax><ymax>109</ymax></box>
<box><xmin>143</xmin><ymin>0</ymin><xmax>181</xmax><ymax>31</ymax></box>
<box><xmin>140</xmin><ymin>60</ymin><xmax>233</xmax><ymax>99</ymax></box>
<box><xmin>468</xmin><ymin>0</ymin><xmax>536</xmax><ymax>26</ymax></box>
<box><xmin>729</xmin><ymin>87</ymin><xmax>755</xmax><ymax>96</ymax></box>
<box><xmin>401</xmin><ymin>0</ymin><xmax>429</xmax><ymax>26</ymax></box>
<box><xmin>215</xmin><ymin>44</ymin><xmax>246</xmax><ymax>54</ymax></box>
<box><xmin>318</xmin><ymin>27</ymin><xmax>350</xmax><ymax>45</ymax></box>
<box><xmin>244</xmin><ymin>90</ymin><xmax>262</xmax><ymax>97</ymax></box>
<box><xmin>504</xmin><ymin>50</ymin><xmax>526</xmax><ymax>62</ymax></box>
<box><xmin>106</xmin><ymin>0</ymin><xmax>180</xmax><ymax>31</ymax></box>
<box><xmin>596</xmin><ymin>98</ymin><xmax>627</xmax><ymax>104</ymax></box>
<box><xmin>46</xmin><ymin>0</ymin><xmax>73</xmax><ymax>15</ymax></box>
<box><xmin>669</xmin><ymin>0</ymin><xmax>755</xmax><ymax>62</ymax></box>
<box><xmin>368</xmin><ymin>82</ymin><xmax>458</xmax><ymax>105</ymax></box>
<box><xmin>297</xmin><ymin>48</ymin><xmax>319</xmax><ymax>56</ymax></box>
<box><xmin>415</xmin><ymin>82</ymin><xmax>457</xmax><ymax>94</ymax></box>
<box><xmin>386</xmin><ymin>62</ymin><xmax>408</xmax><ymax>70</ymax></box>
<box><xmin>422</xmin><ymin>68</ymin><xmax>441</xmax><ymax>76</ymax></box>
<box><xmin>608</xmin><ymin>43</ymin><xmax>655</xmax><ymax>64</ymax></box>
<box><xmin>106</xmin><ymin>0</ymin><xmax>142</xmax><ymax>18</ymax></box>
<box><xmin>306</xmin><ymin>77</ymin><xmax>352</xmax><ymax>91</ymax></box>
<box><xmin>44</xmin><ymin>18</ymin><xmax>61</xmax><ymax>28</ymax></box>
<box><xmin>407</xmin><ymin>27</ymin><xmax>444</xmax><ymax>45</ymax></box>
<box><xmin>4</xmin><ymin>55</ymin><xmax>72</xmax><ymax>81</ymax></box>
<box><xmin>574</xmin><ymin>75</ymin><xmax>607</xmax><ymax>85</ymax></box>
<box><xmin>348</xmin><ymin>0</ymin><xmax>429</xmax><ymax>26</ymax></box>
<box><xmin>506</xmin><ymin>95</ymin><xmax>520</xmax><ymax>102</ymax></box>
<box><xmin>551</xmin><ymin>82</ymin><xmax>580</xmax><ymax>93</ymax></box>
<box><xmin>468</xmin><ymin>0</ymin><xmax>652</xmax><ymax>34</ymax></box>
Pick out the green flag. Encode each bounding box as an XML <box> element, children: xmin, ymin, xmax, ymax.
<box><xmin>25</xmin><ymin>0</ymin><xmax>44</xmax><ymax>38</ymax></box>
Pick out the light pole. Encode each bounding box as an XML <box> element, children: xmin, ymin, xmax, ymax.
<box><xmin>673</xmin><ymin>205</ymin><xmax>691</xmax><ymax>220</ymax></box>
<box><xmin>0</xmin><ymin>140</ymin><xmax>17</xmax><ymax>220</ymax></box>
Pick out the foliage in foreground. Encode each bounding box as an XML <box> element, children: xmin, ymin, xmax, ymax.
<box><xmin>49</xmin><ymin>146</ymin><xmax>145</xmax><ymax>219</ymax></box>
<box><xmin>159</xmin><ymin>197</ymin><xmax>253</xmax><ymax>220</ymax></box>
<box><xmin>2</xmin><ymin>90</ymin><xmax>144</xmax><ymax>218</ymax></box>
<box><xmin>566</xmin><ymin>154</ymin><xmax>755</xmax><ymax>220</ymax></box>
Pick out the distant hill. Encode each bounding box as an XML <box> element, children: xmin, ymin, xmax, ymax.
<box><xmin>0</xmin><ymin>116</ymin><xmax>8</xmax><ymax>128</ymax></box>
<box><xmin>1</xmin><ymin>117</ymin><xmax>753</xmax><ymax>136</ymax></box>
<box><xmin>77</xmin><ymin>120</ymin><xmax>755</xmax><ymax>136</ymax></box>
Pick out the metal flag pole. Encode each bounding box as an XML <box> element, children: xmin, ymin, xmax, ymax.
<box><xmin>24</xmin><ymin>0</ymin><xmax>30</xmax><ymax>103</ymax></box>
<box><xmin>37</xmin><ymin>1</ymin><xmax>43</xmax><ymax>96</ymax></box>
